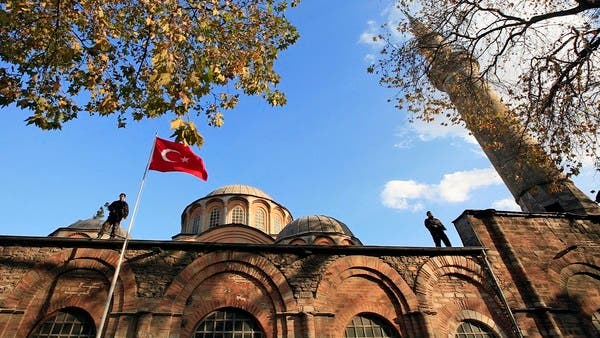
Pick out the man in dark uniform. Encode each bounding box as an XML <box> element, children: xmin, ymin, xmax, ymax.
<box><xmin>97</xmin><ymin>193</ymin><xmax>129</xmax><ymax>239</ymax></box>
<box><xmin>424</xmin><ymin>210</ymin><xmax>452</xmax><ymax>247</ymax></box>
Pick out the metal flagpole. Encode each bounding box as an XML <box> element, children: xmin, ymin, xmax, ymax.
<box><xmin>97</xmin><ymin>135</ymin><xmax>157</xmax><ymax>338</ymax></box>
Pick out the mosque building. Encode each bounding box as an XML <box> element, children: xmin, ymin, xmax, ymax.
<box><xmin>0</xmin><ymin>183</ymin><xmax>599</xmax><ymax>337</ymax></box>
<box><xmin>2</xmin><ymin>7</ymin><xmax>599</xmax><ymax>337</ymax></box>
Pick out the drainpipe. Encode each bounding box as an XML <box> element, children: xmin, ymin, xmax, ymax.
<box><xmin>480</xmin><ymin>249</ymin><xmax>523</xmax><ymax>338</ymax></box>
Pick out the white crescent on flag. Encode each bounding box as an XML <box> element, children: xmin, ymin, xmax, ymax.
<box><xmin>160</xmin><ymin>149</ymin><xmax>180</xmax><ymax>163</ymax></box>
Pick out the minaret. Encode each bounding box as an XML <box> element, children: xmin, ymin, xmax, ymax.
<box><xmin>410</xmin><ymin>21</ymin><xmax>599</xmax><ymax>215</ymax></box>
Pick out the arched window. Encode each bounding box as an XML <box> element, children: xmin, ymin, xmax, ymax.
<box><xmin>344</xmin><ymin>314</ymin><xmax>399</xmax><ymax>338</ymax></box>
<box><xmin>455</xmin><ymin>321</ymin><xmax>496</xmax><ymax>338</ymax></box>
<box><xmin>289</xmin><ymin>238</ymin><xmax>306</xmax><ymax>245</ymax></box>
<box><xmin>209</xmin><ymin>208</ymin><xmax>221</xmax><ymax>227</ymax></box>
<box><xmin>341</xmin><ymin>239</ymin><xmax>354</xmax><ymax>246</ymax></box>
<box><xmin>314</xmin><ymin>236</ymin><xmax>334</xmax><ymax>245</ymax></box>
<box><xmin>273</xmin><ymin>215</ymin><xmax>282</xmax><ymax>233</ymax></box>
<box><xmin>192</xmin><ymin>215</ymin><xmax>202</xmax><ymax>233</ymax></box>
<box><xmin>30</xmin><ymin>308</ymin><xmax>95</xmax><ymax>337</ymax></box>
<box><xmin>254</xmin><ymin>209</ymin><xmax>266</xmax><ymax>231</ymax></box>
<box><xmin>193</xmin><ymin>308</ymin><xmax>264</xmax><ymax>338</ymax></box>
<box><xmin>592</xmin><ymin>309</ymin><xmax>600</xmax><ymax>333</ymax></box>
<box><xmin>231</xmin><ymin>206</ymin><xmax>246</xmax><ymax>224</ymax></box>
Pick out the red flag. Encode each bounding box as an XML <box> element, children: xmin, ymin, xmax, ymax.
<box><xmin>149</xmin><ymin>137</ymin><xmax>208</xmax><ymax>181</ymax></box>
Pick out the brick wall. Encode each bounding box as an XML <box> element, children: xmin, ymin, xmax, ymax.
<box><xmin>455</xmin><ymin>210</ymin><xmax>600</xmax><ymax>337</ymax></box>
<box><xmin>0</xmin><ymin>235</ymin><xmax>550</xmax><ymax>337</ymax></box>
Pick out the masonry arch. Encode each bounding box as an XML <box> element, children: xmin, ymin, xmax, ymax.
<box><xmin>315</xmin><ymin>255</ymin><xmax>419</xmax><ymax>337</ymax></box>
<box><xmin>549</xmin><ymin>257</ymin><xmax>600</xmax><ymax>335</ymax></box>
<box><xmin>549</xmin><ymin>254</ymin><xmax>600</xmax><ymax>310</ymax></box>
<box><xmin>161</xmin><ymin>251</ymin><xmax>294</xmax><ymax>337</ymax></box>
<box><xmin>5</xmin><ymin>248</ymin><xmax>136</xmax><ymax>337</ymax></box>
<box><xmin>414</xmin><ymin>256</ymin><xmax>510</xmax><ymax>337</ymax></box>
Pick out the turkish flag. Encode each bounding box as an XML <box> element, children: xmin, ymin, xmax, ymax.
<box><xmin>149</xmin><ymin>137</ymin><xmax>208</xmax><ymax>181</ymax></box>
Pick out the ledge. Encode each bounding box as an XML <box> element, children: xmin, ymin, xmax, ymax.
<box><xmin>0</xmin><ymin>235</ymin><xmax>486</xmax><ymax>257</ymax></box>
<box><xmin>454</xmin><ymin>209</ymin><xmax>600</xmax><ymax>223</ymax></box>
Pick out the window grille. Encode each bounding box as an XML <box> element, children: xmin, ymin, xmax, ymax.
<box><xmin>209</xmin><ymin>208</ymin><xmax>221</xmax><ymax>227</ymax></box>
<box><xmin>344</xmin><ymin>314</ymin><xmax>399</xmax><ymax>338</ymax></box>
<box><xmin>254</xmin><ymin>209</ymin><xmax>266</xmax><ymax>231</ymax></box>
<box><xmin>455</xmin><ymin>321</ymin><xmax>496</xmax><ymax>338</ymax></box>
<box><xmin>30</xmin><ymin>309</ymin><xmax>95</xmax><ymax>338</ymax></box>
<box><xmin>232</xmin><ymin>206</ymin><xmax>246</xmax><ymax>224</ymax></box>
<box><xmin>193</xmin><ymin>308</ymin><xmax>264</xmax><ymax>338</ymax></box>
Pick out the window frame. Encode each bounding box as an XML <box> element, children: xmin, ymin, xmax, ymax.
<box><xmin>209</xmin><ymin>208</ymin><xmax>221</xmax><ymax>228</ymax></box>
<box><xmin>29</xmin><ymin>308</ymin><xmax>96</xmax><ymax>338</ymax></box>
<box><xmin>343</xmin><ymin>313</ymin><xmax>399</xmax><ymax>338</ymax></box>
<box><xmin>455</xmin><ymin>320</ymin><xmax>497</xmax><ymax>338</ymax></box>
<box><xmin>254</xmin><ymin>208</ymin><xmax>266</xmax><ymax>231</ymax></box>
<box><xmin>192</xmin><ymin>307</ymin><xmax>264</xmax><ymax>338</ymax></box>
<box><xmin>231</xmin><ymin>206</ymin><xmax>246</xmax><ymax>224</ymax></box>
<box><xmin>273</xmin><ymin>214</ymin><xmax>282</xmax><ymax>233</ymax></box>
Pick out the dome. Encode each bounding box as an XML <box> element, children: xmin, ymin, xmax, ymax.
<box><xmin>66</xmin><ymin>218</ymin><xmax>105</xmax><ymax>230</ymax></box>
<box><xmin>177</xmin><ymin>184</ymin><xmax>293</xmax><ymax>240</ymax></box>
<box><xmin>48</xmin><ymin>218</ymin><xmax>128</xmax><ymax>238</ymax></box>
<box><xmin>275</xmin><ymin>215</ymin><xmax>362</xmax><ymax>245</ymax></box>
<box><xmin>206</xmin><ymin>184</ymin><xmax>271</xmax><ymax>199</ymax></box>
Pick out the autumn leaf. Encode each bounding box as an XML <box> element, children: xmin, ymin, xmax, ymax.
<box><xmin>0</xmin><ymin>0</ymin><xmax>301</xmax><ymax>147</ymax></box>
<box><xmin>372</xmin><ymin>0</ymin><xmax>600</xmax><ymax>177</ymax></box>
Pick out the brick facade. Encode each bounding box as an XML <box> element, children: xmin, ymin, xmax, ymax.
<box><xmin>0</xmin><ymin>210</ymin><xmax>598</xmax><ymax>337</ymax></box>
<box><xmin>455</xmin><ymin>210</ymin><xmax>600</xmax><ymax>337</ymax></box>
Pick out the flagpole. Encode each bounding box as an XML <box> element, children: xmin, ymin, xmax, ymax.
<box><xmin>97</xmin><ymin>135</ymin><xmax>157</xmax><ymax>338</ymax></box>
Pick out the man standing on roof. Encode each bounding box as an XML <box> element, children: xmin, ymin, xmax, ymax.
<box><xmin>97</xmin><ymin>193</ymin><xmax>129</xmax><ymax>239</ymax></box>
<box><xmin>424</xmin><ymin>210</ymin><xmax>452</xmax><ymax>247</ymax></box>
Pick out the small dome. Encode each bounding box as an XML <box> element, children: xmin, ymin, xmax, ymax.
<box><xmin>206</xmin><ymin>184</ymin><xmax>271</xmax><ymax>199</ymax></box>
<box><xmin>275</xmin><ymin>215</ymin><xmax>361</xmax><ymax>245</ymax></box>
<box><xmin>49</xmin><ymin>218</ymin><xmax>128</xmax><ymax>238</ymax></box>
<box><xmin>66</xmin><ymin>218</ymin><xmax>105</xmax><ymax>230</ymax></box>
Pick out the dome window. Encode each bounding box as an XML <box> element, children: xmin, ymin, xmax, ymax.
<box><xmin>254</xmin><ymin>209</ymin><xmax>266</xmax><ymax>231</ymax></box>
<box><xmin>209</xmin><ymin>208</ymin><xmax>221</xmax><ymax>227</ymax></box>
<box><xmin>231</xmin><ymin>206</ymin><xmax>246</xmax><ymax>224</ymax></box>
<box><xmin>273</xmin><ymin>215</ymin><xmax>282</xmax><ymax>233</ymax></box>
<box><xmin>192</xmin><ymin>216</ymin><xmax>202</xmax><ymax>233</ymax></box>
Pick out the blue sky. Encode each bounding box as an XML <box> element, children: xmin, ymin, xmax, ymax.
<box><xmin>1</xmin><ymin>1</ymin><xmax>598</xmax><ymax>247</ymax></box>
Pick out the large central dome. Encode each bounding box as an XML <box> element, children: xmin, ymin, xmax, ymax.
<box><xmin>175</xmin><ymin>184</ymin><xmax>292</xmax><ymax>241</ymax></box>
<box><xmin>206</xmin><ymin>185</ymin><xmax>272</xmax><ymax>200</ymax></box>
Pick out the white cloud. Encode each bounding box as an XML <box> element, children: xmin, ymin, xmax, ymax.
<box><xmin>391</xmin><ymin>118</ymin><xmax>479</xmax><ymax>153</ymax></box>
<box><xmin>358</xmin><ymin>20</ymin><xmax>384</xmax><ymax>48</ymax></box>
<box><xmin>393</xmin><ymin>140</ymin><xmax>412</xmax><ymax>149</ymax></box>
<box><xmin>410</xmin><ymin>117</ymin><xmax>477</xmax><ymax>145</ymax></box>
<box><xmin>492</xmin><ymin>198</ymin><xmax>520</xmax><ymax>211</ymax></box>
<box><xmin>571</xmin><ymin>155</ymin><xmax>600</xmax><ymax>199</ymax></box>
<box><xmin>381</xmin><ymin>180</ymin><xmax>430</xmax><ymax>211</ymax></box>
<box><xmin>438</xmin><ymin>168</ymin><xmax>502</xmax><ymax>202</ymax></box>
<box><xmin>381</xmin><ymin>167</ymin><xmax>503</xmax><ymax>211</ymax></box>
<box><xmin>364</xmin><ymin>53</ymin><xmax>376</xmax><ymax>64</ymax></box>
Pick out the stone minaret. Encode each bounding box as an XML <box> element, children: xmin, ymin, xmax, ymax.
<box><xmin>410</xmin><ymin>21</ymin><xmax>599</xmax><ymax>215</ymax></box>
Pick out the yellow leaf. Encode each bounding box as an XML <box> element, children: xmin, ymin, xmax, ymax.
<box><xmin>157</xmin><ymin>72</ymin><xmax>171</xmax><ymax>86</ymax></box>
<box><xmin>170</xmin><ymin>117</ymin><xmax>185</xmax><ymax>129</ymax></box>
